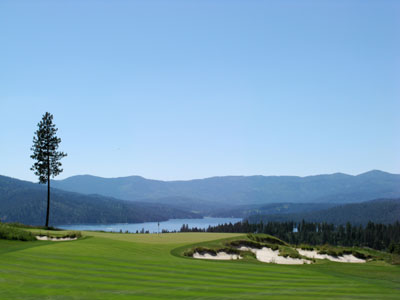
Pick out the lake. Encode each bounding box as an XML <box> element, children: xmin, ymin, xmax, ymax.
<box><xmin>59</xmin><ymin>217</ymin><xmax>242</xmax><ymax>233</ymax></box>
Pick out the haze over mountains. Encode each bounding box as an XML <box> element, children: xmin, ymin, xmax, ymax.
<box><xmin>0</xmin><ymin>176</ymin><xmax>200</xmax><ymax>225</ymax></box>
<box><xmin>1</xmin><ymin>170</ymin><xmax>400</xmax><ymax>226</ymax></box>
<box><xmin>53</xmin><ymin>170</ymin><xmax>400</xmax><ymax>206</ymax></box>
<box><xmin>247</xmin><ymin>198</ymin><xmax>400</xmax><ymax>225</ymax></box>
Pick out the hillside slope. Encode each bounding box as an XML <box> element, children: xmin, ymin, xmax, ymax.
<box><xmin>0</xmin><ymin>175</ymin><xmax>200</xmax><ymax>225</ymax></box>
<box><xmin>52</xmin><ymin>170</ymin><xmax>400</xmax><ymax>205</ymax></box>
<box><xmin>210</xmin><ymin>202</ymin><xmax>338</xmax><ymax>218</ymax></box>
<box><xmin>247</xmin><ymin>198</ymin><xmax>400</xmax><ymax>225</ymax></box>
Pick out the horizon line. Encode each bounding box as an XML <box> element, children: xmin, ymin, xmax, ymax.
<box><xmin>2</xmin><ymin>169</ymin><xmax>397</xmax><ymax>184</ymax></box>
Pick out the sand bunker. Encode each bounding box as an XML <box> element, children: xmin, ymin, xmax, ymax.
<box><xmin>36</xmin><ymin>236</ymin><xmax>77</xmax><ymax>241</ymax></box>
<box><xmin>193</xmin><ymin>252</ymin><xmax>241</xmax><ymax>260</ymax></box>
<box><xmin>297</xmin><ymin>249</ymin><xmax>365</xmax><ymax>263</ymax></box>
<box><xmin>239</xmin><ymin>246</ymin><xmax>311</xmax><ymax>264</ymax></box>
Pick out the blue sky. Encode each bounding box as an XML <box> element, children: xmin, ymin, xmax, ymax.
<box><xmin>1</xmin><ymin>0</ymin><xmax>399</xmax><ymax>182</ymax></box>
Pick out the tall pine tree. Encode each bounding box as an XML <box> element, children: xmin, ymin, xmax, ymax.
<box><xmin>31</xmin><ymin>112</ymin><xmax>67</xmax><ymax>227</ymax></box>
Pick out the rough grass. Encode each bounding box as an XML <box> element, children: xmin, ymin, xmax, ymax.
<box><xmin>182</xmin><ymin>236</ymin><xmax>282</xmax><ymax>258</ymax></box>
<box><xmin>277</xmin><ymin>245</ymin><xmax>303</xmax><ymax>259</ymax></box>
<box><xmin>184</xmin><ymin>246</ymin><xmax>241</xmax><ymax>257</ymax></box>
<box><xmin>3</xmin><ymin>222</ymin><xmax>61</xmax><ymax>231</ymax></box>
<box><xmin>0</xmin><ymin>223</ymin><xmax>36</xmax><ymax>241</ymax></box>
<box><xmin>316</xmin><ymin>245</ymin><xmax>375</xmax><ymax>260</ymax></box>
<box><xmin>0</xmin><ymin>223</ymin><xmax>82</xmax><ymax>241</ymax></box>
<box><xmin>299</xmin><ymin>244</ymin><xmax>315</xmax><ymax>251</ymax></box>
<box><xmin>228</xmin><ymin>239</ymin><xmax>265</xmax><ymax>249</ymax></box>
<box><xmin>36</xmin><ymin>230</ymin><xmax>82</xmax><ymax>239</ymax></box>
<box><xmin>182</xmin><ymin>234</ymin><xmax>389</xmax><ymax>262</ymax></box>
<box><xmin>247</xmin><ymin>233</ymin><xmax>288</xmax><ymax>246</ymax></box>
<box><xmin>0</xmin><ymin>231</ymin><xmax>399</xmax><ymax>299</ymax></box>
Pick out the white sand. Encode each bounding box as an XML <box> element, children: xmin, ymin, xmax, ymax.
<box><xmin>239</xmin><ymin>246</ymin><xmax>311</xmax><ymax>264</ymax></box>
<box><xmin>296</xmin><ymin>249</ymin><xmax>365</xmax><ymax>263</ymax></box>
<box><xmin>193</xmin><ymin>252</ymin><xmax>242</xmax><ymax>260</ymax></box>
<box><xmin>36</xmin><ymin>236</ymin><xmax>77</xmax><ymax>241</ymax></box>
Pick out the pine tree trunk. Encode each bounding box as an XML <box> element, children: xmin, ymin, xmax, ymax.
<box><xmin>46</xmin><ymin>165</ymin><xmax>50</xmax><ymax>228</ymax></box>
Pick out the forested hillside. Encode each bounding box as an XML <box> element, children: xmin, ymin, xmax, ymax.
<box><xmin>210</xmin><ymin>202</ymin><xmax>337</xmax><ymax>218</ymax></box>
<box><xmin>52</xmin><ymin>170</ymin><xmax>400</xmax><ymax>206</ymax></box>
<box><xmin>0</xmin><ymin>176</ymin><xmax>200</xmax><ymax>225</ymax></box>
<box><xmin>247</xmin><ymin>198</ymin><xmax>400</xmax><ymax>225</ymax></box>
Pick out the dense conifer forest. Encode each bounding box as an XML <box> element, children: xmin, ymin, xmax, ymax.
<box><xmin>180</xmin><ymin>220</ymin><xmax>400</xmax><ymax>254</ymax></box>
<box><xmin>247</xmin><ymin>198</ymin><xmax>400</xmax><ymax>225</ymax></box>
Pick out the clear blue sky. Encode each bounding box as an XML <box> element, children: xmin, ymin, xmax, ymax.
<box><xmin>1</xmin><ymin>0</ymin><xmax>399</xmax><ymax>182</ymax></box>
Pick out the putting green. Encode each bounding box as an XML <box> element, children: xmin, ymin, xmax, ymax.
<box><xmin>0</xmin><ymin>231</ymin><xmax>399</xmax><ymax>299</ymax></box>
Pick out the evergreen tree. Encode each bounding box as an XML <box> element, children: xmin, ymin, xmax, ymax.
<box><xmin>184</xmin><ymin>220</ymin><xmax>400</xmax><ymax>251</ymax></box>
<box><xmin>30</xmin><ymin>112</ymin><xmax>67</xmax><ymax>228</ymax></box>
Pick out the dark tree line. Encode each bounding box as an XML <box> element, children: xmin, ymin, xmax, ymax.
<box><xmin>180</xmin><ymin>220</ymin><xmax>400</xmax><ymax>253</ymax></box>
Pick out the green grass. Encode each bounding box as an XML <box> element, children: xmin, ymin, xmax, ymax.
<box><xmin>0</xmin><ymin>230</ymin><xmax>400</xmax><ymax>299</ymax></box>
<box><xmin>247</xmin><ymin>233</ymin><xmax>288</xmax><ymax>246</ymax></box>
<box><xmin>0</xmin><ymin>223</ymin><xmax>36</xmax><ymax>241</ymax></box>
<box><xmin>3</xmin><ymin>222</ymin><xmax>61</xmax><ymax>231</ymax></box>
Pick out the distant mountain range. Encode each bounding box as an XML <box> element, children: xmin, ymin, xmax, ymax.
<box><xmin>1</xmin><ymin>170</ymin><xmax>400</xmax><ymax>226</ymax></box>
<box><xmin>52</xmin><ymin>170</ymin><xmax>400</xmax><ymax>206</ymax></box>
<box><xmin>0</xmin><ymin>176</ymin><xmax>200</xmax><ymax>226</ymax></box>
<box><xmin>247</xmin><ymin>198</ymin><xmax>400</xmax><ymax>225</ymax></box>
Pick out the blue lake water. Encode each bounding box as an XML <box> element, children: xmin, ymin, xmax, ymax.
<box><xmin>59</xmin><ymin>217</ymin><xmax>242</xmax><ymax>233</ymax></box>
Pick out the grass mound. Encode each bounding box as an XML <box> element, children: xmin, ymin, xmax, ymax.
<box><xmin>227</xmin><ymin>239</ymin><xmax>279</xmax><ymax>251</ymax></box>
<box><xmin>299</xmin><ymin>244</ymin><xmax>315</xmax><ymax>251</ymax></box>
<box><xmin>0</xmin><ymin>222</ymin><xmax>82</xmax><ymax>242</ymax></box>
<box><xmin>278</xmin><ymin>246</ymin><xmax>303</xmax><ymax>259</ymax></box>
<box><xmin>184</xmin><ymin>234</ymin><xmax>383</xmax><ymax>263</ymax></box>
<box><xmin>231</xmin><ymin>239</ymin><xmax>304</xmax><ymax>260</ymax></box>
<box><xmin>185</xmin><ymin>235</ymin><xmax>295</xmax><ymax>259</ymax></box>
<box><xmin>317</xmin><ymin>245</ymin><xmax>372</xmax><ymax>260</ymax></box>
<box><xmin>36</xmin><ymin>231</ymin><xmax>82</xmax><ymax>239</ymax></box>
<box><xmin>247</xmin><ymin>233</ymin><xmax>288</xmax><ymax>246</ymax></box>
<box><xmin>228</xmin><ymin>239</ymin><xmax>264</xmax><ymax>249</ymax></box>
<box><xmin>0</xmin><ymin>223</ymin><xmax>36</xmax><ymax>241</ymax></box>
<box><xmin>4</xmin><ymin>223</ymin><xmax>60</xmax><ymax>231</ymax></box>
<box><xmin>184</xmin><ymin>246</ymin><xmax>240</xmax><ymax>257</ymax></box>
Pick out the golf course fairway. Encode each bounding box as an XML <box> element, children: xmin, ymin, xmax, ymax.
<box><xmin>0</xmin><ymin>231</ymin><xmax>399</xmax><ymax>299</ymax></box>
